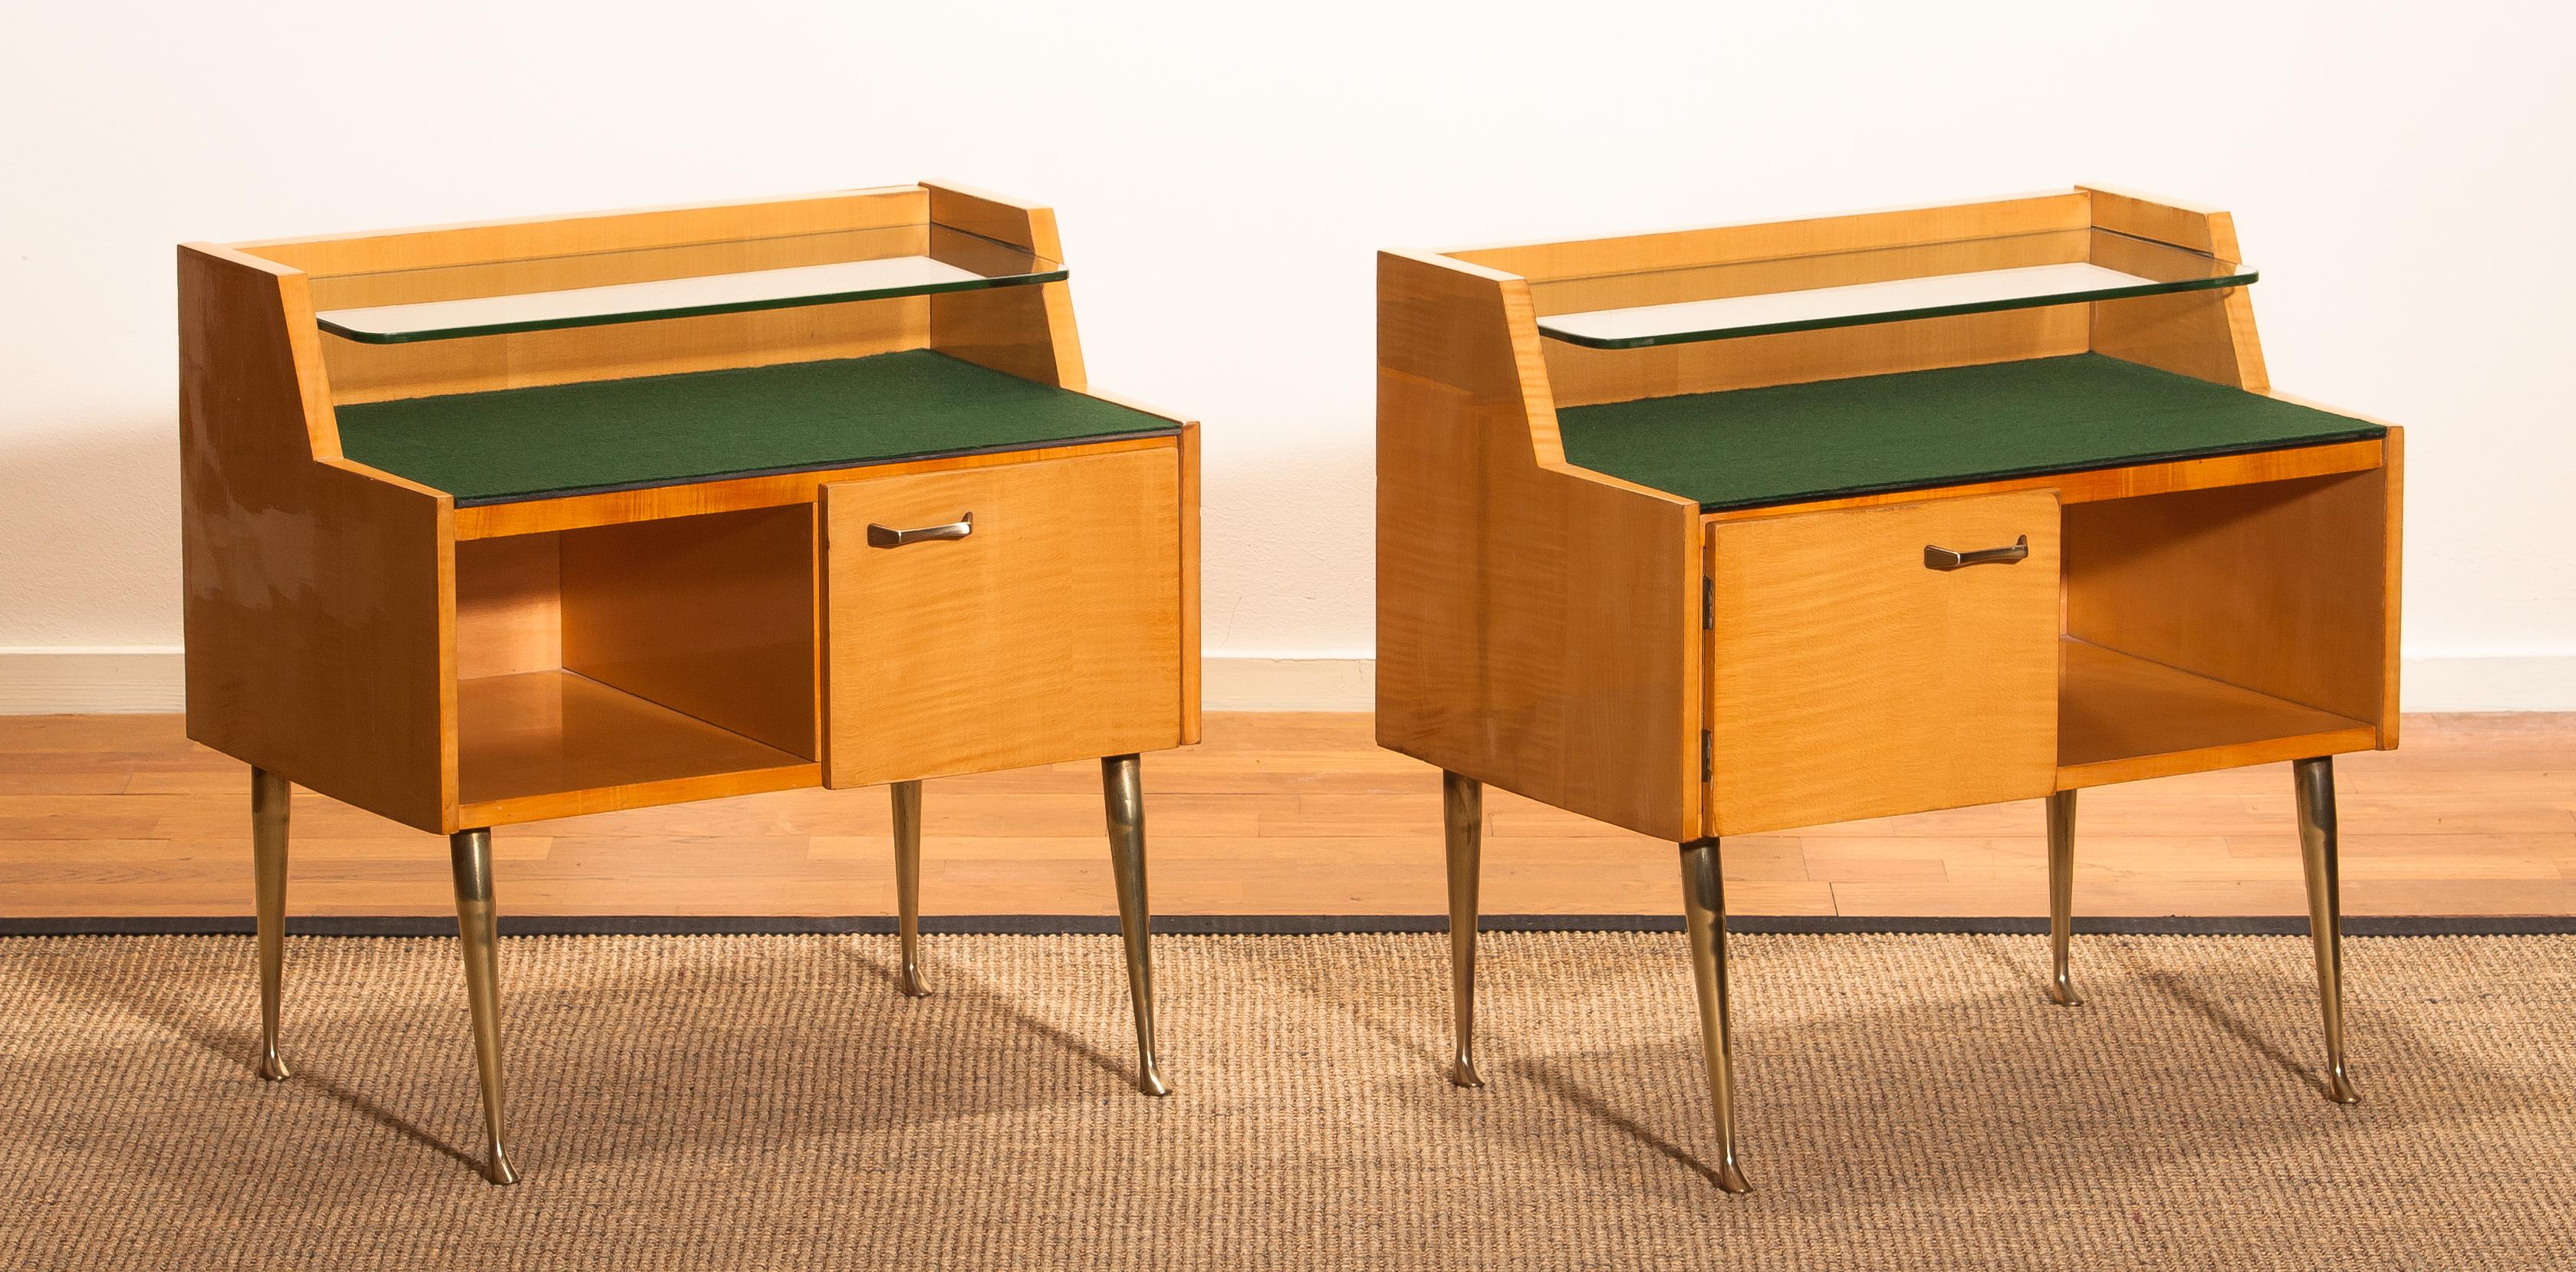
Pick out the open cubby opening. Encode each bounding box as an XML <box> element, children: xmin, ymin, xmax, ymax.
<box><xmin>2058</xmin><ymin>468</ymin><xmax>2392</xmax><ymax>777</ymax></box>
<box><xmin>452</xmin><ymin>505</ymin><xmax>818</xmax><ymax>811</ymax></box>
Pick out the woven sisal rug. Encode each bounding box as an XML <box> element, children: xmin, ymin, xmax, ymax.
<box><xmin>2</xmin><ymin>932</ymin><xmax>2570</xmax><ymax>1270</ymax></box>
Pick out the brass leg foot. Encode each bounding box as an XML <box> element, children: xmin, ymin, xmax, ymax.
<box><xmin>450</xmin><ymin>828</ymin><xmax>521</xmax><ymax>1184</ymax></box>
<box><xmin>251</xmin><ymin>767</ymin><xmax>292</xmax><ymax>1081</ymax></box>
<box><xmin>1102</xmin><ymin>755</ymin><xmax>1171</xmax><ymax>1097</ymax></box>
<box><xmin>2294</xmin><ymin>758</ymin><xmax>2361</xmax><ymax>1106</ymax></box>
<box><xmin>2045</xmin><ymin>790</ymin><xmax>2082</xmax><ymax>1007</ymax></box>
<box><xmin>1679</xmin><ymin>839</ymin><xmax>1752</xmax><ymax>1195</ymax></box>
<box><xmin>1443</xmin><ymin>771</ymin><xmax>1485</xmax><ymax>1088</ymax></box>
<box><xmin>891</xmin><ymin>781</ymin><xmax>929</xmax><ymax>998</ymax></box>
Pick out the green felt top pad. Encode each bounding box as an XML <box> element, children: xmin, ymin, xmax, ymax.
<box><xmin>336</xmin><ymin>350</ymin><xmax>1177</xmax><ymax>505</ymax></box>
<box><xmin>1553</xmin><ymin>353</ymin><xmax>2385</xmax><ymax>511</ymax></box>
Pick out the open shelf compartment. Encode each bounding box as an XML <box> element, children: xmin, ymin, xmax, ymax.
<box><xmin>2057</xmin><ymin>639</ymin><xmax>2373</xmax><ymax>782</ymax></box>
<box><xmin>314</xmin><ymin>223</ymin><xmax>1064</xmax><ymax>344</ymax></box>
<box><xmin>458</xmin><ymin>669</ymin><xmax>811</xmax><ymax>809</ymax></box>
<box><xmin>452</xmin><ymin>504</ymin><xmax>821</xmax><ymax>822</ymax></box>
<box><xmin>1531</xmin><ymin>227</ymin><xmax>2253</xmax><ymax>349</ymax></box>
<box><xmin>2052</xmin><ymin>465</ymin><xmax>2394</xmax><ymax>787</ymax></box>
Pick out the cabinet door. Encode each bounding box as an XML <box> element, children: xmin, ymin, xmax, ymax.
<box><xmin>1706</xmin><ymin>491</ymin><xmax>2059</xmax><ymax>836</ymax></box>
<box><xmin>821</xmin><ymin>447</ymin><xmax>1183</xmax><ymax>787</ymax></box>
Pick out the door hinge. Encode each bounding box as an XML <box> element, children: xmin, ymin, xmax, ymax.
<box><xmin>1703</xmin><ymin>576</ymin><xmax>1715</xmax><ymax>629</ymax></box>
<box><xmin>1701</xmin><ymin>729</ymin><xmax>1713</xmax><ymax>782</ymax></box>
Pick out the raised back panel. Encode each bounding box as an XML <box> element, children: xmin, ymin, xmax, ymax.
<box><xmin>233</xmin><ymin>187</ymin><xmax>940</xmax><ymax>405</ymax></box>
<box><xmin>1542</xmin><ymin>308</ymin><xmax>2089</xmax><ymax>406</ymax></box>
<box><xmin>1445</xmin><ymin>192</ymin><xmax>2135</xmax><ymax>406</ymax></box>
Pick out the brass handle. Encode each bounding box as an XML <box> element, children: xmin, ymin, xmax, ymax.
<box><xmin>867</xmin><ymin>511</ymin><xmax>974</xmax><ymax>548</ymax></box>
<box><xmin>1923</xmin><ymin>534</ymin><xmax>2028</xmax><ymax>570</ymax></box>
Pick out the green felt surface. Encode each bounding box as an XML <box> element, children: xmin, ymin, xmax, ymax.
<box><xmin>336</xmin><ymin>350</ymin><xmax>1176</xmax><ymax>505</ymax></box>
<box><xmin>1554</xmin><ymin>353</ymin><xmax>2385</xmax><ymax>511</ymax></box>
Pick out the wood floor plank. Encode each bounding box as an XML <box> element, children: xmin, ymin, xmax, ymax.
<box><xmin>0</xmin><ymin>712</ymin><xmax>2568</xmax><ymax>919</ymax></box>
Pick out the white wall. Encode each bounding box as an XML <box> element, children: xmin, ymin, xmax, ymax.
<box><xmin>4</xmin><ymin>0</ymin><xmax>2572</xmax><ymax>710</ymax></box>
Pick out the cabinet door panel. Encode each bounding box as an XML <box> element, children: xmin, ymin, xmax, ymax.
<box><xmin>822</xmin><ymin>447</ymin><xmax>1182</xmax><ymax>787</ymax></box>
<box><xmin>1706</xmin><ymin>491</ymin><xmax>2059</xmax><ymax>835</ymax></box>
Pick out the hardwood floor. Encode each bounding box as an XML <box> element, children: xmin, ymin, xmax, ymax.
<box><xmin>2</xmin><ymin>712</ymin><xmax>2571</xmax><ymax>919</ymax></box>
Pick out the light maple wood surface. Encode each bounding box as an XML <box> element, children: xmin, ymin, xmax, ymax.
<box><xmin>821</xmin><ymin>445</ymin><xmax>1185</xmax><ymax>787</ymax></box>
<box><xmin>1707</xmin><ymin>491</ymin><xmax>2062</xmax><ymax>835</ymax></box>
<box><xmin>188</xmin><ymin>183</ymin><xmax>1198</xmax><ymax>840</ymax></box>
<box><xmin>1379</xmin><ymin>186</ymin><xmax>2401</xmax><ymax>861</ymax></box>
<box><xmin>179</xmin><ymin>244</ymin><xmax>456</xmax><ymax>833</ymax></box>
<box><xmin>1374</xmin><ymin>251</ymin><xmax>1704</xmax><ymax>842</ymax></box>
<box><xmin>2054</xmin><ymin>639</ymin><xmax>2376</xmax><ymax>789</ymax></box>
<box><xmin>452</xmin><ymin>671</ymin><xmax>814</xmax><ymax>825</ymax></box>
<box><xmin>1470</xmin><ymin>192</ymin><xmax>2097</xmax><ymax>407</ymax></box>
<box><xmin>248</xmin><ymin>185</ymin><xmax>933</xmax><ymax>404</ymax></box>
<box><xmin>2064</xmin><ymin>465</ymin><xmax>2395</xmax><ymax>735</ymax></box>
<box><xmin>2083</xmin><ymin>184</ymin><xmax>2269</xmax><ymax>393</ymax></box>
<box><xmin>2</xmin><ymin>712</ymin><xmax>2570</xmax><ymax>919</ymax></box>
<box><xmin>556</xmin><ymin>505</ymin><xmax>820</xmax><ymax>758</ymax></box>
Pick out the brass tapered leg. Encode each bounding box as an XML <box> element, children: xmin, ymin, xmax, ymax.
<box><xmin>2293</xmin><ymin>758</ymin><xmax>2361</xmax><ymax>1106</ymax></box>
<box><xmin>1678</xmin><ymin>838</ymin><xmax>1752</xmax><ymax>1194</ymax></box>
<box><xmin>2045</xmin><ymin>790</ymin><xmax>2082</xmax><ymax>1007</ymax></box>
<box><xmin>449</xmin><ymin>828</ymin><xmax>520</xmax><ymax>1184</ymax></box>
<box><xmin>251</xmin><ymin>767</ymin><xmax>291</xmax><ymax>1081</ymax></box>
<box><xmin>1101</xmin><ymin>755</ymin><xmax>1171</xmax><ymax>1097</ymax></box>
<box><xmin>1442</xmin><ymin>771</ymin><xmax>1485</xmax><ymax>1088</ymax></box>
<box><xmin>891</xmin><ymin>781</ymin><xmax>929</xmax><ymax>997</ymax></box>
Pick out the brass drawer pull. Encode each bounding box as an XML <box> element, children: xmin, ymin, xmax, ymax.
<box><xmin>867</xmin><ymin>511</ymin><xmax>974</xmax><ymax>548</ymax></box>
<box><xmin>1923</xmin><ymin>534</ymin><xmax>2028</xmax><ymax>570</ymax></box>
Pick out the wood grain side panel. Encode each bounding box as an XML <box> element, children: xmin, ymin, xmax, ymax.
<box><xmin>1707</xmin><ymin>492</ymin><xmax>2061</xmax><ymax>836</ymax></box>
<box><xmin>2090</xmin><ymin>290</ymin><xmax>2266</xmax><ymax>391</ymax></box>
<box><xmin>924</xmin><ymin>182</ymin><xmax>1064</xmax><ymax>258</ymax></box>
<box><xmin>822</xmin><ymin>447</ymin><xmax>1184</xmax><ymax>787</ymax></box>
<box><xmin>2379</xmin><ymin>426</ymin><xmax>2405</xmax><ymax>748</ymax></box>
<box><xmin>2081</xmin><ymin>186</ymin><xmax>2238</xmax><ymax>257</ymax></box>
<box><xmin>560</xmin><ymin>507</ymin><xmax>819</xmax><ymax>758</ymax></box>
<box><xmin>1179</xmin><ymin>420</ymin><xmax>1203</xmax><ymax>744</ymax></box>
<box><xmin>179</xmin><ymin>245</ymin><xmax>453</xmax><ymax>833</ymax></box>
<box><xmin>1375</xmin><ymin>251</ymin><xmax>1703</xmax><ymax>842</ymax></box>
<box><xmin>920</xmin><ymin>184</ymin><xmax>1083</xmax><ymax>388</ymax></box>
<box><xmin>929</xmin><ymin>281</ymin><xmax>1085</xmax><ymax>389</ymax></box>
<box><xmin>2062</xmin><ymin>468</ymin><xmax>2393</xmax><ymax>728</ymax></box>
<box><xmin>2084</xmin><ymin>187</ymin><xmax>2267</xmax><ymax>392</ymax></box>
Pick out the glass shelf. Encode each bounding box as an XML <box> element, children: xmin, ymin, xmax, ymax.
<box><xmin>1530</xmin><ymin>228</ymin><xmax>2254</xmax><ymax>349</ymax></box>
<box><xmin>311</xmin><ymin>224</ymin><xmax>1064</xmax><ymax>344</ymax></box>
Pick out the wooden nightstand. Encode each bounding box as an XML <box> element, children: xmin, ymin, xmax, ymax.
<box><xmin>1376</xmin><ymin>186</ymin><xmax>2398</xmax><ymax>1192</ymax></box>
<box><xmin>180</xmin><ymin>183</ymin><xmax>1198</xmax><ymax>1183</ymax></box>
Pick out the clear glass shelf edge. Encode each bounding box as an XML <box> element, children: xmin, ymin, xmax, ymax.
<box><xmin>1528</xmin><ymin>228</ymin><xmax>2255</xmax><ymax>350</ymax></box>
<box><xmin>310</xmin><ymin>224</ymin><xmax>1062</xmax><ymax>345</ymax></box>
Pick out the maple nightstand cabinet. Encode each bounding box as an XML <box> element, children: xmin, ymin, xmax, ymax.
<box><xmin>181</xmin><ymin>183</ymin><xmax>1197</xmax><ymax>1183</ymax></box>
<box><xmin>1377</xmin><ymin>186</ymin><xmax>2400</xmax><ymax>1192</ymax></box>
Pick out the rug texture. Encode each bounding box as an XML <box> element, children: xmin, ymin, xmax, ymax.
<box><xmin>2</xmin><ymin>932</ymin><xmax>2570</xmax><ymax>1270</ymax></box>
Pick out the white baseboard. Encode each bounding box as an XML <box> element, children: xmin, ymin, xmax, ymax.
<box><xmin>2397</xmin><ymin>649</ymin><xmax>2576</xmax><ymax>712</ymax></box>
<box><xmin>1200</xmin><ymin>655</ymin><xmax>1376</xmax><ymax>711</ymax></box>
<box><xmin>1</xmin><ymin>647</ymin><xmax>2571</xmax><ymax>714</ymax></box>
<box><xmin>0</xmin><ymin>648</ymin><xmax>186</xmax><ymax>714</ymax></box>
